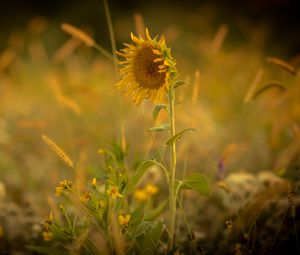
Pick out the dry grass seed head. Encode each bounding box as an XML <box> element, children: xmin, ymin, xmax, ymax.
<box><xmin>61</xmin><ymin>23</ymin><xmax>95</xmax><ymax>47</ymax></box>
<box><xmin>41</xmin><ymin>134</ymin><xmax>74</xmax><ymax>168</ymax></box>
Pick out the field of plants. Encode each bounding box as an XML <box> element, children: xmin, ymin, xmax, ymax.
<box><xmin>0</xmin><ymin>0</ymin><xmax>300</xmax><ymax>254</ymax></box>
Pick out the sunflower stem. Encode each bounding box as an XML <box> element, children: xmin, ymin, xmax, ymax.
<box><xmin>168</xmin><ymin>85</ymin><xmax>177</xmax><ymax>250</ymax></box>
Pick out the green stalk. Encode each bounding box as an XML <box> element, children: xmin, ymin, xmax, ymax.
<box><xmin>168</xmin><ymin>86</ymin><xmax>176</xmax><ymax>249</ymax></box>
<box><xmin>107</xmin><ymin>197</ymin><xmax>115</xmax><ymax>250</ymax></box>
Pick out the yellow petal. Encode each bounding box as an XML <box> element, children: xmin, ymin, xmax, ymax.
<box><xmin>158</xmin><ymin>69</ymin><xmax>167</xmax><ymax>73</ymax></box>
<box><xmin>125</xmin><ymin>214</ymin><xmax>131</xmax><ymax>222</ymax></box>
<box><xmin>153</xmin><ymin>58</ymin><xmax>164</xmax><ymax>63</ymax></box>
<box><xmin>145</xmin><ymin>28</ymin><xmax>151</xmax><ymax>41</ymax></box>
<box><xmin>158</xmin><ymin>36</ymin><xmax>166</xmax><ymax>45</ymax></box>
<box><xmin>118</xmin><ymin>215</ymin><xmax>124</xmax><ymax>224</ymax></box>
<box><xmin>131</xmin><ymin>33</ymin><xmax>142</xmax><ymax>44</ymax></box>
<box><xmin>152</xmin><ymin>49</ymin><xmax>162</xmax><ymax>55</ymax></box>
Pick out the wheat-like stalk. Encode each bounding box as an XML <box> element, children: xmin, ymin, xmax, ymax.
<box><xmin>211</xmin><ymin>23</ymin><xmax>228</xmax><ymax>54</ymax></box>
<box><xmin>134</xmin><ymin>13</ymin><xmax>145</xmax><ymax>38</ymax></box>
<box><xmin>61</xmin><ymin>23</ymin><xmax>95</xmax><ymax>47</ymax></box>
<box><xmin>244</xmin><ymin>69</ymin><xmax>263</xmax><ymax>103</ymax></box>
<box><xmin>192</xmin><ymin>70</ymin><xmax>200</xmax><ymax>106</ymax></box>
<box><xmin>41</xmin><ymin>134</ymin><xmax>74</xmax><ymax>168</ymax></box>
<box><xmin>267</xmin><ymin>57</ymin><xmax>296</xmax><ymax>75</ymax></box>
<box><xmin>61</xmin><ymin>23</ymin><xmax>113</xmax><ymax>61</ymax></box>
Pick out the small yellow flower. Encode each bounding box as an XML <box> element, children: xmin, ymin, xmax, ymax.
<box><xmin>107</xmin><ymin>186</ymin><xmax>123</xmax><ymax>199</ymax></box>
<box><xmin>92</xmin><ymin>178</ymin><xmax>97</xmax><ymax>189</ymax></box>
<box><xmin>117</xmin><ymin>29</ymin><xmax>177</xmax><ymax>105</ymax></box>
<box><xmin>55</xmin><ymin>186</ymin><xmax>63</xmax><ymax>196</ymax></box>
<box><xmin>133</xmin><ymin>189</ymin><xmax>148</xmax><ymax>202</ymax></box>
<box><xmin>42</xmin><ymin>231</ymin><xmax>53</xmax><ymax>241</ymax></box>
<box><xmin>145</xmin><ymin>184</ymin><xmax>159</xmax><ymax>195</ymax></box>
<box><xmin>55</xmin><ymin>180</ymin><xmax>73</xmax><ymax>196</ymax></box>
<box><xmin>118</xmin><ymin>214</ymin><xmax>131</xmax><ymax>227</ymax></box>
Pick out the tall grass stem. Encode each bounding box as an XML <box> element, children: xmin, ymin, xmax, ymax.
<box><xmin>102</xmin><ymin>0</ymin><xmax>127</xmax><ymax>152</ymax></box>
<box><xmin>168</xmin><ymin>86</ymin><xmax>177</xmax><ymax>249</ymax></box>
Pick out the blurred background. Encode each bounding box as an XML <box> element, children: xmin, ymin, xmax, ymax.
<box><xmin>1</xmin><ymin>0</ymin><xmax>300</xmax><ymax>201</ymax></box>
<box><xmin>1</xmin><ymin>0</ymin><xmax>300</xmax><ymax>54</ymax></box>
<box><xmin>0</xmin><ymin>0</ymin><xmax>300</xmax><ymax>251</ymax></box>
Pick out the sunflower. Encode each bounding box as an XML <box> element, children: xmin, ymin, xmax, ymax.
<box><xmin>117</xmin><ymin>29</ymin><xmax>177</xmax><ymax>105</ymax></box>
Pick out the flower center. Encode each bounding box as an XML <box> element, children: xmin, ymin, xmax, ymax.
<box><xmin>133</xmin><ymin>46</ymin><xmax>166</xmax><ymax>89</ymax></box>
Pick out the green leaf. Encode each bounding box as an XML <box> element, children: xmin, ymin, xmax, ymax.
<box><xmin>144</xmin><ymin>200</ymin><xmax>168</xmax><ymax>221</ymax></box>
<box><xmin>26</xmin><ymin>245</ymin><xmax>52</xmax><ymax>254</ymax></box>
<box><xmin>174</xmin><ymin>80</ymin><xmax>189</xmax><ymax>89</ymax></box>
<box><xmin>152</xmin><ymin>104</ymin><xmax>168</xmax><ymax>120</ymax></box>
<box><xmin>125</xmin><ymin>160</ymin><xmax>156</xmax><ymax>194</ymax></box>
<box><xmin>130</xmin><ymin>205</ymin><xmax>144</xmax><ymax>226</ymax></box>
<box><xmin>147</xmin><ymin>220</ymin><xmax>164</xmax><ymax>249</ymax></box>
<box><xmin>137</xmin><ymin>220</ymin><xmax>164</xmax><ymax>255</ymax></box>
<box><xmin>182</xmin><ymin>173</ymin><xmax>210</xmax><ymax>196</ymax></box>
<box><xmin>165</xmin><ymin>128</ymin><xmax>196</xmax><ymax>145</ymax></box>
<box><xmin>147</xmin><ymin>123</ymin><xmax>170</xmax><ymax>132</ymax></box>
<box><xmin>133</xmin><ymin>221</ymin><xmax>152</xmax><ymax>238</ymax></box>
<box><xmin>111</xmin><ymin>142</ymin><xmax>126</xmax><ymax>165</ymax></box>
<box><xmin>49</xmin><ymin>224</ymin><xmax>73</xmax><ymax>240</ymax></box>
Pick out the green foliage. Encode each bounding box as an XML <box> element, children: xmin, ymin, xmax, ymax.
<box><xmin>152</xmin><ymin>104</ymin><xmax>168</xmax><ymax>120</ymax></box>
<box><xmin>125</xmin><ymin>159</ymin><xmax>157</xmax><ymax>194</ymax></box>
<box><xmin>173</xmin><ymin>80</ymin><xmax>189</xmax><ymax>89</ymax></box>
<box><xmin>181</xmin><ymin>173</ymin><xmax>210</xmax><ymax>197</ymax></box>
<box><xmin>147</xmin><ymin>123</ymin><xmax>170</xmax><ymax>132</ymax></box>
<box><xmin>26</xmin><ymin>244</ymin><xmax>67</xmax><ymax>254</ymax></box>
<box><xmin>165</xmin><ymin>128</ymin><xmax>196</xmax><ymax>145</ymax></box>
<box><xmin>33</xmin><ymin>144</ymin><xmax>167</xmax><ymax>254</ymax></box>
<box><xmin>131</xmin><ymin>220</ymin><xmax>164</xmax><ymax>255</ymax></box>
<box><xmin>144</xmin><ymin>200</ymin><xmax>168</xmax><ymax>221</ymax></box>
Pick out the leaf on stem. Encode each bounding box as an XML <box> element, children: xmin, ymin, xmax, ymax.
<box><xmin>152</xmin><ymin>104</ymin><xmax>168</xmax><ymax>120</ymax></box>
<box><xmin>135</xmin><ymin>220</ymin><xmax>164</xmax><ymax>254</ymax></box>
<box><xmin>181</xmin><ymin>173</ymin><xmax>210</xmax><ymax>197</ymax></box>
<box><xmin>144</xmin><ymin>200</ymin><xmax>168</xmax><ymax>221</ymax></box>
<box><xmin>125</xmin><ymin>160</ymin><xmax>156</xmax><ymax>194</ymax></box>
<box><xmin>147</xmin><ymin>123</ymin><xmax>170</xmax><ymax>132</ymax></box>
<box><xmin>174</xmin><ymin>80</ymin><xmax>189</xmax><ymax>89</ymax></box>
<box><xmin>165</xmin><ymin>128</ymin><xmax>196</xmax><ymax>145</ymax></box>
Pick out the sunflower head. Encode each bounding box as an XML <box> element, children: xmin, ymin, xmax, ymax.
<box><xmin>117</xmin><ymin>29</ymin><xmax>177</xmax><ymax>105</ymax></box>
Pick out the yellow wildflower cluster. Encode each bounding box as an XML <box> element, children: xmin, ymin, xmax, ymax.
<box><xmin>134</xmin><ymin>183</ymin><xmax>159</xmax><ymax>202</ymax></box>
